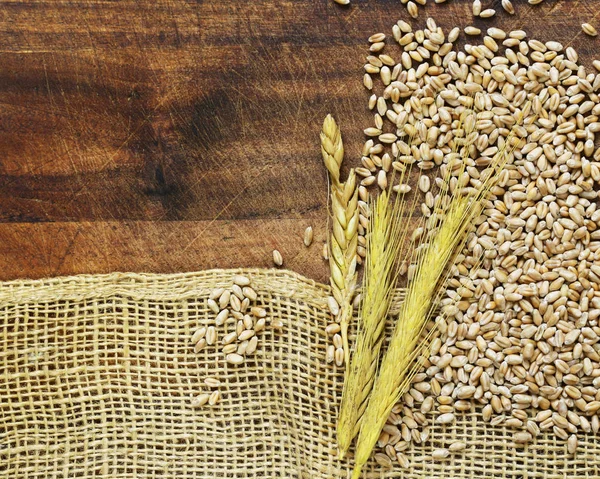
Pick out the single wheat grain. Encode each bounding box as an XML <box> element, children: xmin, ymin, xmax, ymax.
<box><xmin>191</xmin><ymin>393</ymin><xmax>210</xmax><ymax>408</ymax></box>
<box><xmin>303</xmin><ymin>226</ymin><xmax>314</xmax><ymax>247</ymax></box>
<box><xmin>583</xmin><ymin>23</ymin><xmax>598</xmax><ymax>36</ymax></box>
<box><xmin>272</xmin><ymin>249</ymin><xmax>283</xmax><ymax>266</ymax></box>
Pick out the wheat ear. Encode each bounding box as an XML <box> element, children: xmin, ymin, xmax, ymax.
<box><xmin>321</xmin><ymin>114</ymin><xmax>358</xmax><ymax>366</ymax></box>
<box><xmin>350</xmin><ymin>194</ymin><xmax>480</xmax><ymax>479</ymax></box>
<box><xmin>336</xmin><ymin>189</ymin><xmax>404</xmax><ymax>458</ymax></box>
<box><xmin>336</xmin><ymin>127</ymin><xmax>422</xmax><ymax>458</ymax></box>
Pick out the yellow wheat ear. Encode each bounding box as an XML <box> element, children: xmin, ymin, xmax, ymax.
<box><xmin>337</xmin><ymin>126</ymin><xmax>422</xmax><ymax>459</ymax></box>
<box><xmin>321</xmin><ymin>114</ymin><xmax>358</xmax><ymax>366</ymax></box>
<box><xmin>337</xmin><ymin>189</ymin><xmax>403</xmax><ymax>458</ymax></box>
<box><xmin>350</xmin><ymin>194</ymin><xmax>475</xmax><ymax>479</ymax></box>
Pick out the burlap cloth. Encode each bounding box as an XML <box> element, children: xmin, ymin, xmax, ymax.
<box><xmin>1</xmin><ymin>269</ymin><xmax>598</xmax><ymax>478</ymax></box>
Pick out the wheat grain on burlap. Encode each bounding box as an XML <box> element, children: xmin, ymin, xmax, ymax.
<box><xmin>0</xmin><ymin>269</ymin><xmax>598</xmax><ymax>478</ymax></box>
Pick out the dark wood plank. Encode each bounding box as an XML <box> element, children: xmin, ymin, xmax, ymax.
<box><xmin>0</xmin><ymin>0</ymin><xmax>598</xmax><ymax>282</ymax></box>
<box><xmin>0</xmin><ymin>219</ymin><xmax>329</xmax><ymax>280</ymax></box>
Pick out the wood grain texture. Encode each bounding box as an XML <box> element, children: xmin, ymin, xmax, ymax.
<box><xmin>1</xmin><ymin>0</ymin><xmax>598</xmax><ymax>282</ymax></box>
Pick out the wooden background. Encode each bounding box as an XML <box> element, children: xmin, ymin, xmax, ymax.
<box><xmin>0</xmin><ymin>0</ymin><xmax>598</xmax><ymax>283</ymax></box>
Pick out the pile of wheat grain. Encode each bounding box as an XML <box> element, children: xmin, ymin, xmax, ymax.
<box><xmin>355</xmin><ymin>17</ymin><xmax>600</xmax><ymax>467</ymax></box>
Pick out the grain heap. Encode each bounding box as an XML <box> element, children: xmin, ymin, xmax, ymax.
<box><xmin>356</xmin><ymin>16</ymin><xmax>600</xmax><ymax>468</ymax></box>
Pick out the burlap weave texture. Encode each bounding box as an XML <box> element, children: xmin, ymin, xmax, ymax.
<box><xmin>1</xmin><ymin>269</ymin><xmax>599</xmax><ymax>478</ymax></box>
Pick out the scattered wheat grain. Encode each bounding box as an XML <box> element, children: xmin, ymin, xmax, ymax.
<box><xmin>464</xmin><ymin>26</ymin><xmax>481</xmax><ymax>36</ymax></box>
<box><xmin>501</xmin><ymin>0</ymin><xmax>515</xmax><ymax>14</ymax></box>
<box><xmin>191</xmin><ymin>393</ymin><xmax>210</xmax><ymax>408</ymax></box>
<box><xmin>303</xmin><ymin>226</ymin><xmax>314</xmax><ymax>247</ymax></box>
<box><xmin>272</xmin><ymin>249</ymin><xmax>283</xmax><ymax>266</ymax></box>
<box><xmin>583</xmin><ymin>23</ymin><xmax>598</xmax><ymax>37</ymax></box>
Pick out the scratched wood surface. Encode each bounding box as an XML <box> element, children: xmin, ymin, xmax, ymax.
<box><xmin>0</xmin><ymin>0</ymin><xmax>598</xmax><ymax>282</ymax></box>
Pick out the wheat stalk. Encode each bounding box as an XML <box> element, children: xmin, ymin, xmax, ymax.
<box><xmin>321</xmin><ymin>114</ymin><xmax>358</xmax><ymax>364</ymax></box>
<box><xmin>336</xmin><ymin>125</ymin><xmax>423</xmax><ymax>457</ymax></box>
<box><xmin>351</xmin><ymin>197</ymin><xmax>482</xmax><ymax>479</ymax></box>
<box><xmin>336</xmin><ymin>189</ymin><xmax>405</xmax><ymax>458</ymax></box>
